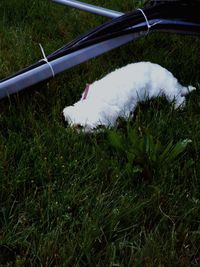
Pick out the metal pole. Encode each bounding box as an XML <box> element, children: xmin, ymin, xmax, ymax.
<box><xmin>0</xmin><ymin>32</ymin><xmax>144</xmax><ymax>99</ymax></box>
<box><xmin>52</xmin><ymin>0</ymin><xmax>123</xmax><ymax>18</ymax></box>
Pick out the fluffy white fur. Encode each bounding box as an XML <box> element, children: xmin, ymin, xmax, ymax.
<box><xmin>63</xmin><ymin>62</ymin><xmax>195</xmax><ymax>132</ymax></box>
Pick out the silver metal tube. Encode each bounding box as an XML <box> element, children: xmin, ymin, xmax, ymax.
<box><xmin>0</xmin><ymin>32</ymin><xmax>144</xmax><ymax>99</ymax></box>
<box><xmin>52</xmin><ymin>0</ymin><xmax>123</xmax><ymax>18</ymax></box>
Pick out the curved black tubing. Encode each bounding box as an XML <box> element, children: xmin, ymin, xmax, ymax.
<box><xmin>0</xmin><ymin>1</ymin><xmax>200</xmax><ymax>98</ymax></box>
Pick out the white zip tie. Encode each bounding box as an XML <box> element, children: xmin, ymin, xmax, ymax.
<box><xmin>137</xmin><ymin>8</ymin><xmax>162</xmax><ymax>35</ymax></box>
<box><xmin>39</xmin><ymin>43</ymin><xmax>55</xmax><ymax>77</ymax></box>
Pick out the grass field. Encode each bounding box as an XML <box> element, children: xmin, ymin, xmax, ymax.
<box><xmin>0</xmin><ymin>0</ymin><xmax>200</xmax><ymax>266</ymax></box>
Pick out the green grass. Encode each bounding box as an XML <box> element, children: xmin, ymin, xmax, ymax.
<box><xmin>0</xmin><ymin>0</ymin><xmax>200</xmax><ymax>266</ymax></box>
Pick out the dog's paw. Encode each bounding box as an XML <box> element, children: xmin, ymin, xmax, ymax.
<box><xmin>174</xmin><ymin>96</ymin><xmax>186</xmax><ymax>109</ymax></box>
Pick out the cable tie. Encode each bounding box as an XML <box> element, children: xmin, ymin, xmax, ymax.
<box><xmin>39</xmin><ymin>43</ymin><xmax>55</xmax><ymax>77</ymax></box>
<box><xmin>137</xmin><ymin>8</ymin><xmax>162</xmax><ymax>34</ymax></box>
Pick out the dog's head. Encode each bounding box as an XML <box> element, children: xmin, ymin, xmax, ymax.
<box><xmin>63</xmin><ymin>101</ymin><xmax>114</xmax><ymax>133</ymax></box>
<box><xmin>63</xmin><ymin>104</ymin><xmax>96</xmax><ymax>132</ymax></box>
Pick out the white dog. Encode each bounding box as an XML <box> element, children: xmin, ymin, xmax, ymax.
<box><xmin>63</xmin><ymin>62</ymin><xmax>195</xmax><ymax>132</ymax></box>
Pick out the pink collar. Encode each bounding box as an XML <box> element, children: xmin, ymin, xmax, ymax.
<box><xmin>82</xmin><ymin>84</ymin><xmax>90</xmax><ymax>100</ymax></box>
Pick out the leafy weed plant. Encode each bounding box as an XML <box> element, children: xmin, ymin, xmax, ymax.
<box><xmin>108</xmin><ymin>126</ymin><xmax>192</xmax><ymax>181</ymax></box>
